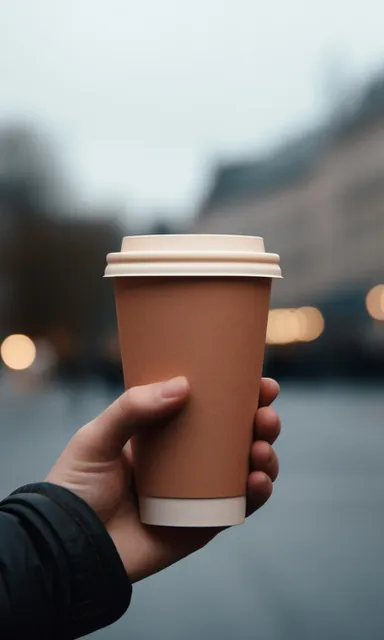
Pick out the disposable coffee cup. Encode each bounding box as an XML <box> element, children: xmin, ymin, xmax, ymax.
<box><xmin>105</xmin><ymin>235</ymin><xmax>281</xmax><ymax>527</ymax></box>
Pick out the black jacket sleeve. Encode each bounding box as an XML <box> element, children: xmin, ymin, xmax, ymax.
<box><xmin>0</xmin><ymin>482</ymin><xmax>132</xmax><ymax>639</ymax></box>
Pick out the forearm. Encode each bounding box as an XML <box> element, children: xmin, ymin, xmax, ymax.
<box><xmin>0</xmin><ymin>483</ymin><xmax>132</xmax><ymax>639</ymax></box>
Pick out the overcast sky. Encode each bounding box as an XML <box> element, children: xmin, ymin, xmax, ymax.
<box><xmin>1</xmin><ymin>0</ymin><xmax>384</xmax><ymax>224</ymax></box>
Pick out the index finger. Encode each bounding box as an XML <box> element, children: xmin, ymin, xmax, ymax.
<box><xmin>258</xmin><ymin>378</ymin><xmax>280</xmax><ymax>408</ymax></box>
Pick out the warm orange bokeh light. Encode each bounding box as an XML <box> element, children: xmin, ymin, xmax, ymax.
<box><xmin>266</xmin><ymin>307</ymin><xmax>325</xmax><ymax>345</ymax></box>
<box><xmin>0</xmin><ymin>334</ymin><xmax>37</xmax><ymax>370</ymax></box>
<box><xmin>366</xmin><ymin>285</ymin><xmax>384</xmax><ymax>321</ymax></box>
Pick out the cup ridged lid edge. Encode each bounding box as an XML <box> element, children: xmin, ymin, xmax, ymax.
<box><xmin>105</xmin><ymin>234</ymin><xmax>282</xmax><ymax>278</ymax></box>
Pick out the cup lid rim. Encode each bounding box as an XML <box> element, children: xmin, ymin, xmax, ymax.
<box><xmin>105</xmin><ymin>234</ymin><xmax>282</xmax><ymax>278</ymax></box>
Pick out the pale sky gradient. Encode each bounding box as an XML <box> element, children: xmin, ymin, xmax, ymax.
<box><xmin>1</xmin><ymin>1</ymin><xmax>384</xmax><ymax>224</ymax></box>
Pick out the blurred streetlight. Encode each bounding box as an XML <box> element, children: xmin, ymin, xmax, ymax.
<box><xmin>297</xmin><ymin>307</ymin><xmax>325</xmax><ymax>342</ymax></box>
<box><xmin>267</xmin><ymin>309</ymin><xmax>301</xmax><ymax>345</ymax></box>
<box><xmin>0</xmin><ymin>334</ymin><xmax>36</xmax><ymax>370</ymax></box>
<box><xmin>266</xmin><ymin>307</ymin><xmax>325</xmax><ymax>345</ymax></box>
<box><xmin>366</xmin><ymin>285</ymin><xmax>384</xmax><ymax>321</ymax></box>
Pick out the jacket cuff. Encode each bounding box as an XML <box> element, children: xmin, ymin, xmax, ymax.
<box><xmin>10</xmin><ymin>482</ymin><xmax>132</xmax><ymax>638</ymax></box>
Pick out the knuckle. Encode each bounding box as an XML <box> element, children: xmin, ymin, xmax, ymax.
<box><xmin>118</xmin><ymin>387</ymin><xmax>140</xmax><ymax>420</ymax></box>
<box><xmin>119</xmin><ymin>383</ymin><xmax>158</xmax><ymax>421</ymax></box>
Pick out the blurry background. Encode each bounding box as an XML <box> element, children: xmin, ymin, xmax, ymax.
<box><xmin>0</xmin><ymin>1</ymin><xmax>383</xmax><ymax>639</ymax></box>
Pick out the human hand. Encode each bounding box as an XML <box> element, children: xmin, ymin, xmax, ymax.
<box><xmin>46</xmin><ymin>377</ymin><xmax>280</xmax><ymax>582</ymax></box>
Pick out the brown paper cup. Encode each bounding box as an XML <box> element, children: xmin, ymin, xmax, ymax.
<box><xmin>105</xmin><ymin>235</ymin><xmax>281</xmax><ymax>527</ymax></box>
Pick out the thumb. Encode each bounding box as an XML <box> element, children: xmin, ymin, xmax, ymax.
<box><xmin>80</xmin><ymin>376</ymin><xmax>189</xmax><ymax>461</ymax></box>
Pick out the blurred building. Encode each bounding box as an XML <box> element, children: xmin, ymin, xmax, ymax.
<box><xmin>0</xmin><ymin>123</ymin><xmax>126</xmax><ymax>379</ymax></box>
<box><xmin>2</xmin><ymin>215</ymin><xmax>122</xmax><ymax>369</ymax></box>
<box><xmin>192</xmin><ymin>73</ymin><xmax>384</xmax><ymax>374</ymax></box>
<box><xmin>195</xmin><ymin>75</ymin><xmax>384</xmax><ymax>306</ymax></box>
<box><xmin>0</xmin><ymin>124</ymin><xmax>73</xmax><ymax>341</ymax></box>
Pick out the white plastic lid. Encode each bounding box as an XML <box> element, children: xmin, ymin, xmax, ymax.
<box><xmin>104</xmin><ymin>234</ymin><xmax>281</xmax><ymax>278</ymax></box>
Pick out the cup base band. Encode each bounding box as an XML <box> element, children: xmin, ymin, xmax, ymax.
<box><xmin>139</xmin><ymin>496</ymin><xmax>246</xmax><ymax>527</ymax></box>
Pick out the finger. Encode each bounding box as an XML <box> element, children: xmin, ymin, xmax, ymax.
<box><xmin>254</xmin><ymin>406</ymin><xmax>281</xmax><ymax>444</ymax></box>
<box><xmin>258</xmin><ymin>378</ymin><xmax>280</xmax><ymax>408</ymax></box>
<box><xmin>123</xmin><ymin>440</ymin><xmax>134</xmax><ymax>467</ymax></box>
<box><xmin>246</xmin><ymin>471</ymin><xmax>273</xmax><ymax>517</ymax></box>
<box><xmin>82</xmin><ymin>377</ymin><xmax>189</xmax><ymax>460</ymax></box>
<box><xmin>250</xmin><ymin>441</ymin><xmax>279</xmax><ymax>482</ymax></box>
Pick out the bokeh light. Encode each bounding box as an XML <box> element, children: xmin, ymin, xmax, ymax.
<box><xmin>266</xmin><ymin>308</ymin><xmax>325</xmax><ymax>345</ymax></box>
<box><xmin>366</xmin><ymin>285</ymin><xmax>384</xmax><ymax>321</ymax></box>
<box><xmin>0</xmin><ymin>334</ymin><xmax>37</xmax><ymax>370</ymax></box>
<box><xmin>298</xmin><ymin>307</ymin><xmax>325</xmax><ymax>342</ymax></box>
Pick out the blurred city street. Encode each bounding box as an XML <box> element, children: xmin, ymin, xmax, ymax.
<box><xmin>0</xmin><ymin>378</ymin><xmax>383</xmax><ymax>640</ymax></box>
